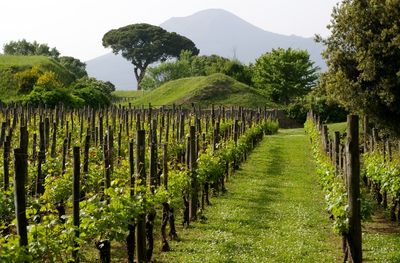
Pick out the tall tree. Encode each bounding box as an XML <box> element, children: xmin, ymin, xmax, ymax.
<box><xmin>252</xmin><ymin>48</ymin><xmax>319</xmax><ymax>104</ymax></box>
<box><xmin>102</xmin><ymin>23</ymin><xmax>199</xmax><ymax>90</ymax></box>
<box><xmin>319</xmin><ymin>0</ymin><xmax>400</xmax><ymax>135</ymax></box>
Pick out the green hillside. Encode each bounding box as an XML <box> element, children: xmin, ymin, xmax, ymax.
<box><xmin>130</xmin><ymin>73</ymin><xmax>274</xmax><ymax>108</ymax></box>
<box><xmin>0</xmin><ymin>55</ymin><xmax>76</xmax><ymax>103</ymax></box>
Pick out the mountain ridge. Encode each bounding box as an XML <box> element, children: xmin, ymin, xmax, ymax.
<box><xmin>86</xmin><ymin>8</ymin><xmax>325</xmax><ymax>89</ymax></box>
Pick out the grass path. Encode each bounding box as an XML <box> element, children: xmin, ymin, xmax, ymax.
<box><xmin>156</xmin><ymin>128</ymin><xmax>342</xmax><ymax>262</ymax></box>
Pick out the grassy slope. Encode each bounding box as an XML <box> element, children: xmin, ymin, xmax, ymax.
<box><xmin>0</xmin><ymin>55</ymin><xmax>53</xmax><ymax>68</ymax></box>
<box><xmin>156</xmin><ymin>129</ymin><xmax>342</xmax><ymax>262</ymax></box>
<box><xmin>129</xmin><ymin>73</ymin><xmax>275</xmax><ymax>108</ymax></box>
<box><xmin>112</xmin><ymin>90</ymin><xmax>141</xmax><ymax>98</ymax></box>
<box><xmin>0</xmin><ymin>55</ymin><xmax>75</xmax><ymax>103</ymax></box>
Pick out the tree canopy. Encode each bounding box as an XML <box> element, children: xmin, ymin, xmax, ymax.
<box><xmin>58</xmin><ymin>56</ymin><xmax>87</xmax><ymax>79</ymax></box>
<box><xmin>141</xmin><ymin>51</ymin><xmax>252</xmax><ymax>90</ymax></box>
<box><xmin>319</xmin><ymin>0</ymin><xmax>400</xmax><ymax>135</ymax></box>
<box><xmin>3</xmin><ymin>39</ymin><xmax>60</xmax><ymax>58</ymax></box>
<box><xmin>102</xmin><ymin>23</ymin><xmax>199</xmax><ymax>90</ymax></box>
<box><xmin>3</xmin><ymin>40</ymin><xmax>87</xmax><ymax>81</ymax></box>
<box><xmin>252</xmin><ymin>48</ymin><xmax>319</xmax><ymax>104</ymax></box>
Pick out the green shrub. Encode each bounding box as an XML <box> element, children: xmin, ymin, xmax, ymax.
<box><xmin>73</xmin><ymin>87</ymin><xmax>110</xmax><ymax>108</ymax></box>
<box><xmin>13</xmin><ymin>66</ymin><xmax>41</xmax><ymax>93</ymax></box>
<box><xmin>25</xmin><ymin>86</ymin><xmax>83</xmax><ymax>107</ymax></box>
<box><xmin>285</xmin><ymin>96</ymin><xmax>347</xmax><ymax>124</ymax></box>
<box><xmin>72</xmin><ymin>77</ymin><xmax>115</xmax><ymax>95</ymax></box>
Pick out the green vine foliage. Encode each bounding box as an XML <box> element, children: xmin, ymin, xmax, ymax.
<box><xmin>305</xmin><ymin>119</ymin><xmax>372</xmax><ymax>235</ymax></box>
<box><xmin>305</xmin><ymin>119</ymin><xmax>349</xmax><ymax>234</ymax></box>
<box><xmin>198</xmin><ymin>147</ymin><xmax>225</xmax><ymax>184</ymax></box>
<box><xmin>364</xmin><ymin>151</ymin><xmax>400</xmax><ymax>202</ymax></box>
<box><xmin>0</xmin><ymin>114</ymin><xmax>278</xmax><ymax>261</ymax></box>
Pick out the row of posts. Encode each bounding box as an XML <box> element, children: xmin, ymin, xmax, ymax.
<box><xmin>309</xmin><ymin>111</ymin><xmax>361</xmax><ymax>263</ymax></box>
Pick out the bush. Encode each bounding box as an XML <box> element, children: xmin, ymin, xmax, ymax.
<box><xmin>25</xmin><ymin>86</ymin><xmax>83</xmax><ymax>107</ymax></box>
<box><xmin>285</xmin><ymin>96</ymin><xmax>347</xmax><ymax>124</ymax></box>
<box><xmin>73</xmin><ymin>87</ymin><xmax>110</xmax><ymax>108</ymax></box>
<box><xmin>73</xmin><ymin>77</ymin><xmax>115</xmax><ymax>95</ymax></box>
<box><xmin>13</xmin><ymin>66</ymin><xmax>41</xmax><ymax>93</ymax></box>
<box><xmin>36</xmin><ymin>71</ymin><xmax>63</xmax><ymax>89</ymax></box>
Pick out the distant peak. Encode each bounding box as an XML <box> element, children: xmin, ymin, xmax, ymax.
<box><xmin>168</xmin><ymin>8</ymin><xmax>240</xmax><ymax>20</ymax></box>
<box><xmin>192</xmin><ymin>8</ymin><xmax>236</xmax><ymax>15</ymax></box>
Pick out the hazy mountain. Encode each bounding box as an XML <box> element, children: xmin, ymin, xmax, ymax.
<box><xmin>86</xmin><ymin>53</ymin><xmax>136</xmax><ymax>90</ymax></box>
<box><xmin>86</xmin><ymin>9</ymin><xmax>325</xmax><ymax>90</ymax></box>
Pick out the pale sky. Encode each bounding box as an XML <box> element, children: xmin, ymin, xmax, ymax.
<box><xmin>0</xmin><ymin>0</ymin><xmax>340</xmax><ymax>61</ymax></box>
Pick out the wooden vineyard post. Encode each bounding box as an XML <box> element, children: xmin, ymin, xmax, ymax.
<box><xmin>32</xmin><ymin>133</ymin><xmax>37</xmax><ymax>162</ymax></box>
<box><xmin>44</xmin><ymin>117</ymin><xmax>50</xmax><ymax>151</ymax></box>
<box><xmin>3</xmin><ymin>138</ymin><xmax>10</xmax><ymax>191</ymax></box>
<box><xmin>322</xmin><ymin>125</ymin><xmax>329</xmax><ymax>153</ymax></box>
<box><xmin>371</xmin><ymin>128</ymin><xmax>377</xmax><ymax>152</ymax></box>
<box><xmin>36</xmin><ymin>122</ymin><xmax>46</xmax><ymax>195</ymax></box>
<box><xmin>62</xmin><ymin>138</ymin><xmax>68</xmax><ymax>175</ymax></box>
<box><xmin>51</xmin><ymin>122</ymin><xmax>57</xmax><ymax>158</ymax></box>
<box><xmin>117</xmin><ymin>129</ymin><xmax>121</xmax><ymax>166</ymax></box>
<box><xmin>82</xmin><ymin>135</ymin><xmax>90</xmax><ymax>196</ymax></box>
<box><xmin>149</xmin><ymin>119</ymin><xmax>158</xmax><ymax>187</ymax></box>
<box><xmin>179</xmin><ymin>113</ymin><xmax>185</xmax><ymax>143</ymax></box>
<box><xmin>161</xmin><ymin>143</ymin><xmax>171</xmax><ymax>251</ymax></box>
<box><xmin>363</xmin><ymin>115</ymin><xmax>369</xmax><ymax>153</ymax></box>
<box><xmin>103</xmin><ymin>134</ymin><xmax>111</xmax><ymax>190</ymax></box>
<box><xmin>182</xmin><ymin>136</ymin><xmax>190</xmax><ymax>226</ymax></box>
<box><xmin>346</xmin><ymin>115</ymin><xmax>362</xmax><ymax>263</ymax></box>
<box><xmin>189</xmin><ymin>126</ymin><xmax>198</xmax><ymax>221</ymax></box>
<box><xmin>72</xmin><ymin>147</ymin><xmax>80</xmax><ymax>262</ymax></box>
<box><xmin>99</xmin><ymin>116</ymin><xmax>104</xmax><ymax>147</ymax></box>
<box><xmin>146</xmin><ymin>119</ymin><xmax>157</xmax><ymax>261</ymax></box>
<box><xmin>14</xmin><ymin>148</ymin><xmax>28</xmax><ymax>248</ymax></box>
<box><xmin>135</xmin><ymin>130</ymin><xmax>147</xmax><ymax>263</ymax></box>
<box><xmin>0</xmin><ymin>121</ymin><xmax>6</xmax><ymax>148</ymax></box>
<box><xmin>333</xmin><ymin>131</ymin><xmax>340</xmax><ymax>174</ymax></box>
<box><xmin>127</xmin><ymin>140</ymin><xmax>135</xmax><ymax>263</ymax></box>
<box><xmin>107</xmin><ymin>126</ymin><xmax>114</xmax><ymax>174</ymax></box>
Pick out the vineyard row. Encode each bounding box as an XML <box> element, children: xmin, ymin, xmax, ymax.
<box><xmin>0</xmin><ymin>104</ymin><xmax>278</xmax><ymax>262</ymax></box>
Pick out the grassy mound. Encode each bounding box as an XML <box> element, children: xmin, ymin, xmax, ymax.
<box><xmin>129</xmin><ymin>73</ymin><xmax>274</xmax><ymax>108</ymax></box>
<box><xmin>0</xmin><ymin>55</ymin><xmax>76</xmax><ymax>103</ymax></box>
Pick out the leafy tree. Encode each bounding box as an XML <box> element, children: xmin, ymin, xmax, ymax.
<box><xmin>3</xmin><ymin>39</ymin><xmax>60</xmax><ymax>58</ymax></box>
<box><xmin>72</xmin><ymin>77</ymin><xmax>115</xmax><ymax>95</ymax></box>
<box><xmin>190</xmin><ymin>55</ymin><xmax>229</xmax><ymax>76</ymax></box>
<box><xmin>252</xmin><ymin>48</ymin><xmax>319</xmax><ymax>104</ymax></box>
<box><xmin>220</xmin><ymin>60</ymin><xmax>253</xmax><ymax>86</ymax></box>
<box><xmin>102</xmin><ymin>23</ymin><xmax>199</xmax><ymax>90</ymax></box>
<box><xmin>141</xmin><ymin>51</ymin><xmax>193</xmax><ymax>90</ymax></box>
<box><xmin>58</xmin><ymin>56</ymin><xmax>87</xmax><ymax>79</ymax></box>
<box><xmin>193</xmin><ymin>55</ymin><xmax>253</xmax><ymax>85</ymax></box>
<box><xmin>318</xmin><ymin>0</ymin><xmax>400</xmax><ymax>135</ymax></box>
